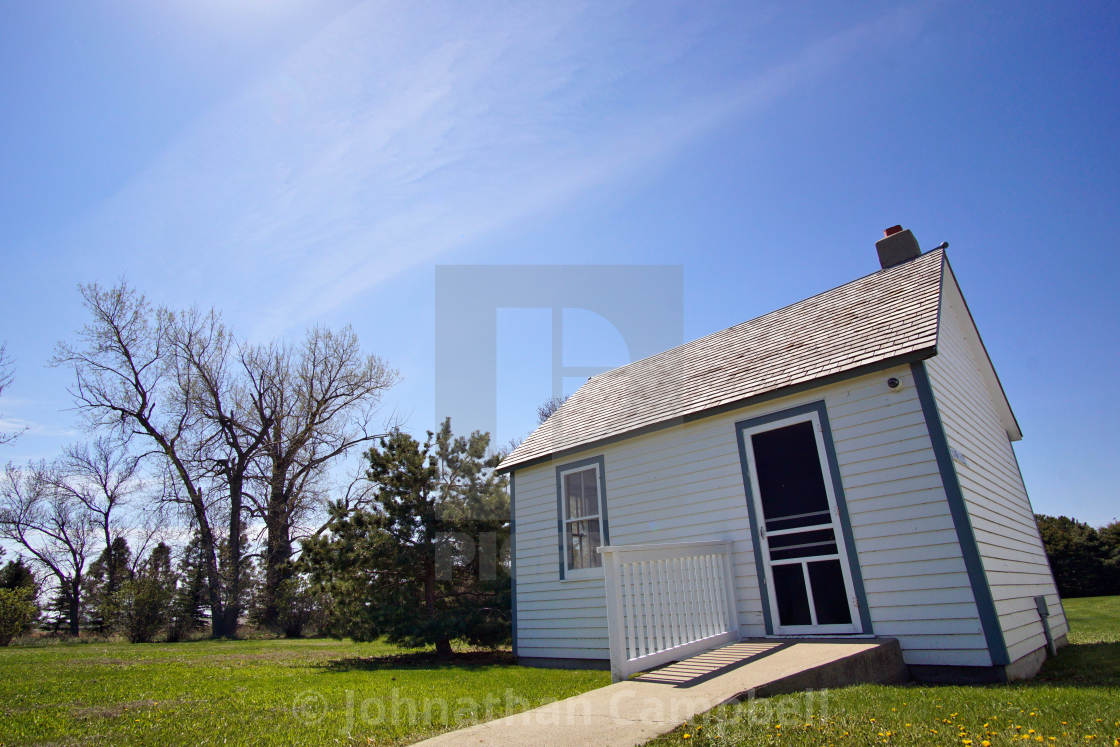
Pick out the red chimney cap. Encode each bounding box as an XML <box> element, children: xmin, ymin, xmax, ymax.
<box><xmin>883</xmin><ymin>225</ymin><xmax>903</xmax><ymax>237</ymax></box>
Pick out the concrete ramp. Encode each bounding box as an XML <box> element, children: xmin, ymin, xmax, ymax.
<box><xmin>416</xmin><ymin>639</ymin><xmax>907</xmax><ymax>746</ymax></box>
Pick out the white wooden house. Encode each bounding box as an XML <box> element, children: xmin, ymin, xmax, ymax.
<box><xmin>497</xmin><ymin>227</ymin><xmax>1067</xmax><ymax>683</ymax></box>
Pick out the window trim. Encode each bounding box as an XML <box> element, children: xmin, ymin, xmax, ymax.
<box><xmin>555</xmin><ymin>455</ymin><xmax>609</xmax><ymax>580</ymax></box>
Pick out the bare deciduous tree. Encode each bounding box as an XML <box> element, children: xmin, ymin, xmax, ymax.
<box><xmin>246</xmin><ymin>327</ymin><xmax>397</xmax><ymax>633</ymax></box>
<box><xmin>48</xmin><ymin>437</ymin><xmax>143</xmax><ymax>553</ymax></box>
<box><xmin>53</xmin><ymin>282</ymin><xmax>397</xmax><ymax>637</ymax></box>
<box><xmin>536</xmin><ymin>393</ymin><xmax>568</xmax><ymax>425</ymax></box>
<box><xmin>0</xmin><ymin>343</ymin><xmax>26</xmax><ymax>446</ymax></box>
<box><xmin>0</xmin><ymin>462</ymin><xmax>95</xmax><ymax>636</ymax></box>
<box><xmin>163</xmin><ymin>307</ymin><xmax>273</xmax><ymax>635</ymax></box>
<box><xmin>52</xmin><ymin>284</ymin><xmax>237</xmax><ymax>635</ymax></box>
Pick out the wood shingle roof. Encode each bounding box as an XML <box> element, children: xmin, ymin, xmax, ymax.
<box><xmin>499</xmin><ymin>249</ymin><xmax>946</xmax><ymax>472</ymax></box>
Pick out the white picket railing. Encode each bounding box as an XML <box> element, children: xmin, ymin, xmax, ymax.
<box><xmin>600</xmin><ymin>540</ymin><xmax>739</xmax><ymax>682</ymax></box>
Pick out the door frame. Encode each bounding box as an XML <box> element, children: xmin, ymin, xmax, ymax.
<box><xmin>734</xmin><ymin>400</ymin><xmax>874</xmax><ymax>636</ymax></box>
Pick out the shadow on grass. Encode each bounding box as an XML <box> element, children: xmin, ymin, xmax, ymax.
<box><xmin>317</xmin><ymin>650</ymin><xmax>517</xmax><ymax>673</ymax></box>
<box><xmin>1031</xmin><ymin>642</ymin><xmax>1120</xmax><ymax>687</ymax></box>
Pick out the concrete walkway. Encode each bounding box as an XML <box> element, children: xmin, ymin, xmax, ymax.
<box><xmin>416</xmin><ymin>639</ymin><xmax>906</xmax><ymax>746</ymax></box>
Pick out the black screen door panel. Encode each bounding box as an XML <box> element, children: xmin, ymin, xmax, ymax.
<box><xmin>747</xmin><ymin>418</ymin><xmax>858</xmax><ymax>633</ymax></box>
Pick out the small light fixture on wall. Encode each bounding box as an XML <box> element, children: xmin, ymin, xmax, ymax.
<box><xmin>886</xmin><ymin>376</ymin><xmax>902</xmax><ymax>391</ymax></box>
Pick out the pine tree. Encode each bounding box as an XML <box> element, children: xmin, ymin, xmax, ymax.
<box><xmin>83</xmin><ymin>537</ymin><xmax>132</xmax><ymax>634</ymax></box>
<box><xmin>1101</xmin><ymin>520</ymin><xmax>1120</xmax><ymax>595</ymax></box>
<box><xmin>44</xmin><ymin>587</ymin><xmax>74</xmax><ymax>634</ymax></box>
<box><xmin>0</xmin><ymin>588</ymin><xmax>37</xmax><ymax>645</ymax></box>
<box><xmin>122</xmin><ymin>543</ymin><xmax>175</xmax><ymax>643</ymax></box>
<box><xmin>1036</xmin><ymin>514</ymin><xmax>1108</xmax><ymax>597</ymax></box>
<box><xmin>302</xmin><ymin>419</ymin><xmax>510</xmax><ymax>656</ymax></box>
<box><xmin>168</xmin><ymin>534</ymin><xmax>209</xmax><ymax>641</ymax></box>
<box><xmin>0</xmin><ymin>551</ymin><xmax>38</xmax><ymax>643</ymax></box>
<box><xmin>0</xmin><ymin>556</ymin><xmax>37</xmax><ymax>593</ymax></box>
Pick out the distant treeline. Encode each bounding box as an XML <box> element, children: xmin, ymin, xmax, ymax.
<box><xmin>0</xmin><ymin>418</ymin><xmax>511</xmax><ymax>648</ymax></box>
<box><xmin>1035</xmin><ymin>514</ymin><xmax>1120</xmax><ymax>598</ymax></box>
<box><xmin>0</xmin><ymin>283</ymin><xmax>509</xmax><ymax>650</ymax></box>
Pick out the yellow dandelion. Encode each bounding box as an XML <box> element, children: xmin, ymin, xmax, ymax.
<box><xmin>982</xmin><ymin>742</ymin><xmax>991</xmax><ymax>747</ymax></box>
<box><xmin>682</xmin><ymin>734</ymin><xmax>691</xmax><ymax>740</ymax></box>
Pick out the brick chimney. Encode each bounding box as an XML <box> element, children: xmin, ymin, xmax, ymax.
<box><xmin>876</xmin><ymin>225</ymin><xmax>921</xmax><ymax>269</ymax></box>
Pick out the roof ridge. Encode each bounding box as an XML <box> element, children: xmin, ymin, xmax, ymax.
<box><xmin>589</xmin><ymin>248</ymin><xmax>945</xmax><ymax>382</ymax></box>
<box><xmin>501</xmin><ymin>247</ymin><xmax>947</xmax><ymax>471</ymax></box>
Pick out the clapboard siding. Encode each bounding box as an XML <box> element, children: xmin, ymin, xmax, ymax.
<box><xmin>924</xmin><ymin>267</ymin><xmax>1068</xmax><ymax>665</ymax></box>
<box><xmin>513</xmin><ymin>364</ymin><xmax>992</xmax><ymax>666</ymax></box>
<box><xmin>518</xmin><ymin>646</ymin><xmax>612</xmax><ymax>659</ymax></box>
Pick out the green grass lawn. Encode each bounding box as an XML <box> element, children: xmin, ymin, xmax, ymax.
<box><xmin>3</xmin><ymin>599</ymin><xmax>1116</xmax><ymax>746</ymax></box>
<box><xmin>1064</xmin><ymin>595</ymin><xmax>1120</xmax><ymax>644</ymax></box>
<box><xmin>651</xmin><ymin>595</ymin><xmax>1120</xmax><ymax>746</ymax></box>
<box><xmin>0</xmin><ymin>638</ymin><xmax>609</xmax><ymax>745</ymax></box>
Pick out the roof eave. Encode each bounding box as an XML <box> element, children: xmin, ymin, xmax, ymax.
<box><xmin>939</xmin><ymin>258</ymin><xmax>1024</xmax><ymax>442</ymax></box>
<box><xmin>496</xmin><ymin>347</ymin><xmax>937</xmax><ymax>474</ymax></box>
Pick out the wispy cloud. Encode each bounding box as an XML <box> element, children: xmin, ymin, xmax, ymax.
<box><xmin>62</xmin><ymin>1</ymin><xmax>930</xmax><ymax>337</ymax></box>
<box><xmin>0</xmin><ymin>417</ymin><xmax>78</xmax><ymax>439</ymax></box>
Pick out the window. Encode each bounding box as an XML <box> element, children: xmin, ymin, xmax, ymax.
<box><xmin>557</xmin><ymin>459</ymin><xmax>608</xmax><ymax>578</ymax></box>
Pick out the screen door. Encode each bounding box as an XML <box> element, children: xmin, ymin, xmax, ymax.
<box><xmin>740</xmin><ymin>413</ymin><xmax>860</xmax><ymax>634</ymax></box>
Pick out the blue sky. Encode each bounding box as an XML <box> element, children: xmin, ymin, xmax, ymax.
<box><xmin>0</xmin><ymin>0</ymin><xmax>1117</xmax><ymax>526</ymax></box>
